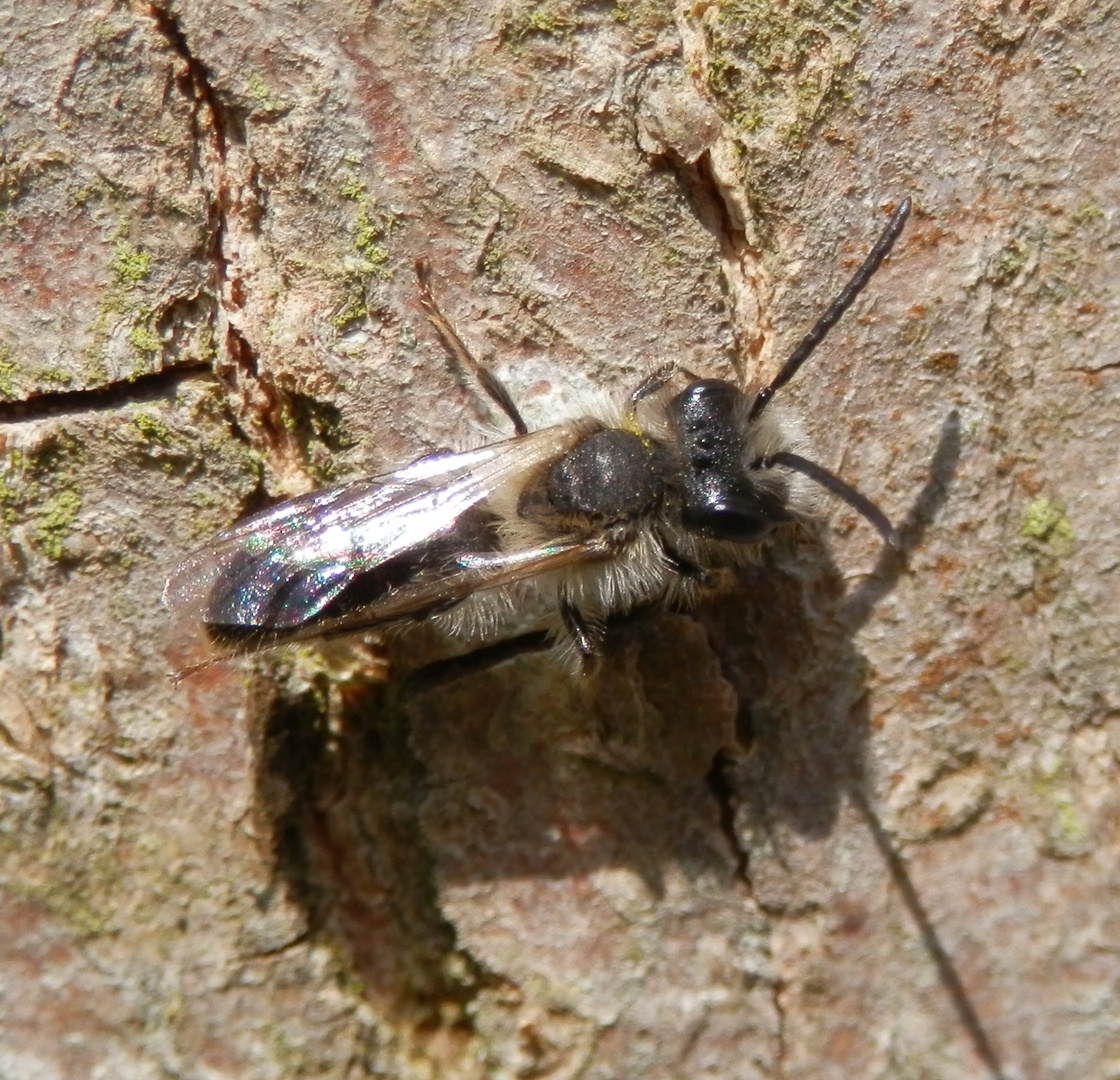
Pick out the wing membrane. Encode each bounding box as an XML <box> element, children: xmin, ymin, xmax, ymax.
<box><xmin>248</xmin><ymin>533</ymin><xmax>619</xmax><ymax>647</ymax></box>
<box><xmin>164</xmin><ymin>423</ymin><xmax>588</xmax><ymax>632</ymax></box>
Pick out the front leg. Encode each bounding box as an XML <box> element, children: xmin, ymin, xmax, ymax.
<box><xmin>653</xmin><ymin>531</ymin><xmax>717</xmax><ymax>589</ymax></box>
<box><xmin>559</xmin><ymin>596</ymin><xmax>603</xmax><ymax>669</ymax></box>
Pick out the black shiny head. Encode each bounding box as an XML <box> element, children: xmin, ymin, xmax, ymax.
<box><xmin>668</xmin><ymin>380</ymin><xmax>790</xmax><ymax>543</ymax></box>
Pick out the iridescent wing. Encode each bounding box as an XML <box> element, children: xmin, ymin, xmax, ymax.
<box><xmin>164</xmin><ymin>422</ymin><xmax>594</xmax><ymax>642</ymax></box>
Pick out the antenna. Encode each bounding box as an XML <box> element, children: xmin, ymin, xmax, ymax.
<box><xmin>750</xmin><ymin>198</ymin><xmax>912</xmax><ymax>420</ymax></box>
<box><xmin>758</xmin><ymin>450</ymin><xmax>898</xmax><ymax>547</ymax></box>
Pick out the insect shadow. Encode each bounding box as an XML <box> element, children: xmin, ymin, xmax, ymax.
<box><xmin>247</xmin><ymin>409</ymin><xmax>980</xmax><ymax>1061</ymax></box>
<box><xmin>233</xmin><ymin>200</ymin><xmax>999</xmax><ymax>1073</ymax></box>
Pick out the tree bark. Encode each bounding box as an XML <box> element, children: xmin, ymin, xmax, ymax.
<box><xmin>1</xmin><ymin>1</ymin><xmax>1118</xmax><ymax>1077</ymax></box>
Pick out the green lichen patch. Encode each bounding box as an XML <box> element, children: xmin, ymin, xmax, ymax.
<box><xmin>109</xmin><ymin>240</ymin><xmax>151</xmax><ymax>289</ymax></box>
<box><xmin>132</xmin><ymin>410</ymin><xmax>175</xmax><ymax>444</ymax></box>
<box><xmin>1021</xmin><ymin>496</ymin><xmax>1073</xmax><ymax>552</ymax></box>
<box><xmin>0</xmin><ymin>476</ymin><xmax>20</xmax><ymax>530</ymax></box>
<box><xmin>502</xmin><ymin>1</ymin><xmax>573</xmax><ymax>42</ymax></box>
<box><xmin>1049</xmin><ymin>791</ymin><xmax>1089</xmax><ymax>850</ymax></box>
<box><xmin>245</xmin><ymin>73</ymin><xmax>294</xmax><ymax>117</ymax></box>
<box><xmin>1032</xmin><ymin>764</ymin><xmax>1093</xmax><ymax>858</ymax></box>
<box><xmin>85</xmin><ymin>228</ymin><xmax>171</xmax><ymax>372</ymax></box>
<box><xmin>30</xmin><ymin>366</ymin><xmax>72</xmax><ymax>387</ymax></box>
<box><xmin>1072</xmin><ymin>201</ymin><xmax>1105</xmax><ymax>227</ymax></box>
<box><xmin>0</xmin><ymin>430</ymin><xmax>86</xmax><ymax>561</ymax></box>
<box><xmin>329</xmin><ymin>291</ymin><xmax>369</xmax><ymax>331</ymax></box>
<box><xmin>280</xmin><ymin>392</ymin><xmax>354</xmax><ymax>484</ymax></box>
<box><xmin>36</xmin><ymin>489</ymin><xmax>82</xmax><ymax>560</ymax></box>
<box><xmin>480</xmin><ymin>240</ymin><xmax>505</xmax><ymax>280</ymax></box>
<box><xmin>499</xmin><ymin>0</ymin><xmax>669</xmax><ymax>45</ymax></box>
<box><xmin>113</xmin><ymin>403</ymin><xmax>215</xmax><ymax>484</ymax></box>
<box><xmin>0</xmin><ymin>345</ymin><xmax>82</xmax><ymax>399</ymax></box>
<box><xmin>71</xmin><ymin>175</ymin><xmax>124</xmax><ymax>212</ymax></box>
<box><xmin>103</xmin><ymin>386</ymin><xmax>263</xmax><ymax>541</ymax></box>
<box><xmin>127</xmin><ymin>315</ymin><xmax>162</xmax><ymax>360</ymax></box>
<box><xmin>0</xmin><ymin>342</ymin><xmax>16</xmax><ymax>397</ymax></box>
<box><xmin>0</xmin><ymin>150</ymin><xmax>70</xmax><ymax>213</ymax></box>
<box><xmin>988</xmin><ymin>240</ymin><xmax>1027</xmax><ymax>286</ymax></box>
<box><xmin>338</xmin><ymin>176</ymin><xmax>365</xmax><ymax>201</ymax></box>
<box><xmin>344</xmin><ymin>185</ymin><xmax>395</xmax><ymax>273</ymax></box>
<box><xmin>0</xmin><ymin>157</ymin><xmax>23</xmax><ymax>210</ymax></box>
<box><xmin>0</xmin><ymin>788</ymin><xmax>151</xmax><ymax>937</ymax></box>
<box><xmin>706</xmin><ymin>0</ymin><xmax>863</xmax><ymax>84</ymax></box>
<box><xmin>330</xmin><ymin>177</ymin><xmax>398</xmax><ymax>330</ymax></box>
<box><xmin>84</xmin><ymin>232</ymin><xmax>153</xmax><ymax>365</ymax></box>
<box><xmin>0</xmin><ymin>849</ymin><xmax>114</xmax><ymax>937</ymax></box>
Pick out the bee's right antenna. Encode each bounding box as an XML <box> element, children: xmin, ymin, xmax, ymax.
<box><xmin>758</xmin><ymin>450</ymin><xmax>898</xmax><ymax>548</ymax></box>
<box><xmin>749</xmin><ymin>198</ymin><xmax>912</xmax><ymax>421</ymax></box>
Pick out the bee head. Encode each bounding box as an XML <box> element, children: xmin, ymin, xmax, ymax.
<box><xmin>668</xmin><ymin>379</ymin><xmax>791</xmax><ymax>544</ymax></box>
<box><xmin>664</xmin><ymin>199</ymin><xmax>913</xmax><ymax>549</ymax></box>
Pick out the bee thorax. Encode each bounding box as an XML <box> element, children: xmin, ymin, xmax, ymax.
<box><xmin>532</xmin><ymin>428</ymin><xmax>663</xmax><ymax>523</ymax></box>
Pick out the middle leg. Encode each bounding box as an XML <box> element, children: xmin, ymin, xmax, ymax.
<box><xmin>559</xmin><ymin>595</ymin><xmax>603</xmax><ymax>667</ymax></box>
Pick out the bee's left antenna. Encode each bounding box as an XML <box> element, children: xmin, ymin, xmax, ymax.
<box><xmin>750</xmin><ymin>198</ymin><xmax>911</xmax><ymax>420</ymax></box>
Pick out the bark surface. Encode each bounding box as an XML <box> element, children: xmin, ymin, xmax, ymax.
<box><xmin>1</xmin><ymin>2</ymin><xmax>1118</xmax><ymax>1078</ymax></box>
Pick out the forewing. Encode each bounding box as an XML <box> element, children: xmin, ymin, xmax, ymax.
<box><xmin>164</xmin><ymin>424</ymin><xmax>585</xmax><ymax>631</ymax></box>
<box><xmin>254</xmin><ymin>532</ymin><xmax>620</xmax><ymax>646</ymax></box>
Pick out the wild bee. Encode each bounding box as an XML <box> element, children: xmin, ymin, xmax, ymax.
<box><xmin>164</xmin><ymin>199</ymin><xmax>910</xmax><ymax>674</ymax></box>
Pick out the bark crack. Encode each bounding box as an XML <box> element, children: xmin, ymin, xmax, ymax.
<box><xmin>771</xmin><ymin>975</ymin><xmax>787</xmax><ymax>1078</ymax></box>
<box><xmin>0</xmin><ymin>363</ymin><xmax>212</xmax><ymax>424</ymax></box>
<box><xmin>1063</xmin><ymin>361</ymin><xmax>1120</xmax><ymax>375</ymax></box>
<box><xmin>147</xmin><ymin>2</ymin><xmax>235</xmax><ymax>159</ymax></box>
<box><xmin>656</xmin><ymin>149</ymin><xmax>771</xmax><ymax>383</ymax></box>
<box><xmin>706</xmin><ymin>747</ymin><xmax>753</xmax><ymax>887</ymax></box>
<box><xmin>147</xmin><ymin>2</ymin><xmax>237</xmax><ymax>332</ymax></box>
<box><xmin>145</xmin><ymin>3</ymin><xmax>303</xmax><ymax>477</ymax></box>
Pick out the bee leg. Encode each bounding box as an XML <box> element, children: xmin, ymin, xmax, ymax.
<box><xmin>628</xmin><ymin>362</ymin><xmax>704</xmax><ymax>408</ymax></box>
<box><xmin>414</xmin><ymin>258</ymin><xmax>529</xmax><ymax>436</ymax></box>
<box><xmin>399</xmin><ymin>631</ymin><xmax>553</xmax><ymax>692</ymax></box>
<box><xmin>628</xmin><ymin>362</ymin><xmax>678</xmax><ymax>406</ymax></box>
<box><xmin>559</xmin><ymin>597</ymin><xmax>602</xmax><ymax>667</ymax></box>
<box><xmin>655</xmin><ymin>533</ymin><xmax>717</xmax><ymax>587</ymax></box>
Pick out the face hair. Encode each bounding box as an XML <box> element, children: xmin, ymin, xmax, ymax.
<box><xmin>165</xmin><ymin>200</ymin><xmax>914</xmax><ymax>672</ymax></box>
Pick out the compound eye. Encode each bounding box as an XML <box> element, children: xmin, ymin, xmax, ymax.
<box><xmin>681</xmin><ymin>479</ymin><xmax>792</xmax><ymax>544</ymax></box>
<box><xmin>683</xmin><ymin>501</ymin><xmax>777</xmax><ymax>544</ymax></box>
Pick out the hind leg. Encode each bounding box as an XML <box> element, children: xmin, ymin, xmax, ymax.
<box><xmin>414</xmin><ymin>258</ymin><xmax>528</xmax><ymax>436</ymax></box>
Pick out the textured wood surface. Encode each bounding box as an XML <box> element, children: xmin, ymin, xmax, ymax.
<box><xmin>1</xmin><ymin>2</ymin><xmax>1117</xmax><ymax>1077</ymax></box>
